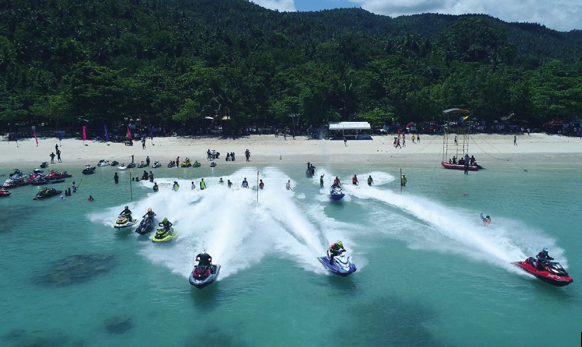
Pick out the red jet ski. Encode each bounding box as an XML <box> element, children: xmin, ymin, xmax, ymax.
<box><xmin>512</xmin><ymin>257</ymin><xmax>573</xmax><ymax>287</ymax></box>
<box><xmin>0</xmin><ymin>188</ymin><xmax>11</xmax><ymax>197</ymax></box>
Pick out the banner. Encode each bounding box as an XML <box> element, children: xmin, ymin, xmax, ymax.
<box><xmin>127</xmin><ymin>126</ymin><xmax>132</xmax><ymax>139</ymax></box>
<box><xmin>149</xmin><ymin>125</ymin><xmax>153</xmax><ymax>140</ymax></box>
<box><xmin>104</xmin><ymin>125</ymin><xmax>109</xmax><ymax>141</ymax></box>
<box><xmin>32</xmin><ymin>126</ymin><xmax>38</xmax><ymax>146</ymax></box>
<box><xmin>82</xmin><ymin>126</ymin><xmax>87</xmax><ymax>141</ymax></box>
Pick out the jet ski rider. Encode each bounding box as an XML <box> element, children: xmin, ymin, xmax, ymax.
<box><xmin>328</xmin><ymin>240</ymin><xmax>346</xmax><ymax>264</ymax></box>
<box><xmin>143</xmin><ymin>208</ymin><xmax>156</xmax><ymax>219</ymax></box>
<box><xmin>159</xmin><ymin>218</ymin><xmax>173</xmax><ymax>233</ymax></box>
<box><xmin>121</xmin><ymin>206</ymin><xmax>132</xmax><ymax>220</ymax></box>
<box><xmin>535</xmin><ymin>248</ymin><xmax>554</xmax><ymax>271</ymax></box>
<box><xmin>196</xmin><ymin>251</ymin><xmax>213</xmax><ymax>267</ymax></box>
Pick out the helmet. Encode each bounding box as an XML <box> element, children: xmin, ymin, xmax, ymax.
<box><xmin>125</xmin><ymin>206</ymin><xmax>128</xmax><ymax>209</ymax></box>
<box><xmin>542</xmin><ymin>247</ymin><xmax>548</xmax><ymax>253</ymax></box>
<box><xmin>486</xmin><ymin>215</ymin><xmax>490</xmax><ymax>219</ymax></box>
<box><xmin>147</xmin><ymin>208</ymin><xmax>152</xmax><ymax>212</ymax></box>
<box><xmin>337</xmin><ymin>240</ymin><xmax>343</xmax><ymax>247</ymax></box>
<box><xmin>163</xmin><ymin>218</ymin><xmax>168</xmax><ymax>223</ymax></box>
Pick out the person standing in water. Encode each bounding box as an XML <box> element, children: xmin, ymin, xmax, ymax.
<box><xmin>401</xmin><ymin>175</ymin><xmax>407</xmax><ymax>187</ymax></box>
<box><xmin>219</xmin><ymin>178</ymin><xmax>224</xmax><ymax>184</ymax></box>
<box><xmin>228</xmin><ymin>180</ymin><xmax>233</xmax><ymax>188</ymax></box>
<box><xmin>153</xmin><ymin>182</ymin><xmax>159</xmax><ymax>192</ymax></box>
<box><xmin>114</xmin><ymin>172</ymin><xmax>119</xmax><ymax>184</ymax></box>
<box><xmin>259</xmin><ymin>179</ymin><xmax>264</xmax><ymax>190</ymax></box>
<box><xmin>72</xmin><ymin>182</ymin><xmax>77</xmax><ymax>193</ymax></box>
<box><xmin>367</xmin><ymin>175</ymin><xmax>374</xmax><ymax>186</ymax></box>
<box><xmin>191</xmin><ymin>181</ymin><xmax>195</xmax><ymax>190</ymax></box>
<box><xmin>200</xmin><ymin>178</ymin><xmax>206</xmax><ymax>190</ymax></box>
<box><xmin>286</xmin><ymin>180</ymin><xmax>293</xmax><ymax>191</ymax></box>
<box><xmin>352</xmin><ymin>175</ymin><xmax>359</xmax><ymax>186</ymax></box>
<box><xmin>320</xmin><ymin>174</ymin><xmax>325</xmax><ymax>188</ymax></box>
<box><xmin>241</xmin><ymin>178</ymin><xmax>249</xmax><ymax>188</ymax></box>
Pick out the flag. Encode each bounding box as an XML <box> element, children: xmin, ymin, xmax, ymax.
<box><xmin>32</xmin><ymin>127</ymin><xmax>38</xmax><ymax>146</ymax></box>
<box><xmin>57</xmin><ymin>131</ymin><xmax>63</xmax><ymax>142</ymax></box>
<box><xmin>127</xmin><ymin>126</ymin><xmax>132</xmax><ymax>139</ymax></box>
<box><xmin>104</xmin><ymin>125</ymin><xmax>109</xmax><ymax>141</ymax></box>
<box><xmin>149</xmin><ymin>125</ymin><xmax>153</xmax><ymax>140</ymax></box>
<box><xmin>82</xmin><ymin>126</ymin><xmax>87</xmax><ymax>141</ymax></box>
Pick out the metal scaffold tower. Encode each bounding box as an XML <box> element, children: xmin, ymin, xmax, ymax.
<box><xmin>442</xmin><ymin>108</ymin><xmax>471</xmax><ymax>163</ymax></box>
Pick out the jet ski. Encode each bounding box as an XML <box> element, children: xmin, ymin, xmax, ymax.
<box><xmin>3</xmin><ymin>177</ymin><xmax>31</xmax><ymax>188</ymax></box>
<box><xmin>193</xmin><ymin>161</ymin><xmax>201</xmax><ymax>167</ymax></box>
<box><xmin>137</xmin><ymin>161</ymin><xmax>148</xmax><ymax>168</ymax></box>
<box><xmin>135</xmin><ymin>215</ymin><xmax>156</xmax><ymax>235</ymax></box>
<box><xmin>114</xmin><ymin>214</ymin><xmax>139</xmax><ymax>229</ymax></box>
<box><xmin>126</xmin><ymin>163</ymin><xmax>136</xmax><ymax>169</ymax></box>
<box><xmin>0</xmin><ymin>188</ymin><xmax>11</xmax><ymax>197</ymax></box>
<box><xmin>82</xmin><ymin>165</ymin><xmax>96</xmax><ymax>175</ymax></box>
<box><xmin>167</xmin><ymin>161</ymin><xmax>176</xmax><ymax>168</ymax></box>
<box><xmin>317</xmin><ymin>251</ymin><xmax>357</xmax><ymax>277</ymax></box>
<box><xmin>31</xmin><ymin>177</ymin><xmax>49</xmax><ymax>186</ymax></box>
<box><xmin>33</xmin><ymin>168</ymin><xmax>44</xmax><ymax>174</ymax></box>
<box><xmin>40</xmin><ymin>162</ymin><xmax>49</xmax><ymax>168</ymax></box>
<box><xmin>34</xmin><ymin>187</ymin><xmax>62</xmax><ymax>200</ymax></box>
<box><xmin>329</xmin><ymin>186</ymin><xmax>345</xmax><ymax>201</ymax></box>
<box><xmin>46</xmin><ymin>170</ymin><xmax>71</xmax><ymax>179</ymax></box>
<box><xmin>152</xmin><ymin>162</ymin><xmax>161</xmax><ymax>168</ymax></box>
<box><xmin>10</xmin><ymin>169</ymin><xmax>23</xmax><ymax>179</ymax></box>
<box><xmin>117</xmin><ymin>163</ymin><xmax>127</xmax><ymax>170</ymax></box>
<box><xmin>98</xmin><ymin>160</ymin><xmax>110</xmax><ymax>167</ymax></box>
<box><xmin>111</xmin><ymin>161</ymin><xmax>119</xmax><ymax>166</ymax></box>
<box><xmin>189</xmin><ymin>264</ymin><xmax>221</xmax><ymax>289</ymax></box>
<box><xmin>512</xmin><ymin>257</ymin><xmax>573</xmax><ymax>287</ymax></box>
<box><xmin>210</xmin><ymin>162</ymin><xmax>217</xmax><ymax>168</ymax></box>
<box><xmin>180</xmin><ymin>158</ymin><xmax>192</xmax><ymax>167</ymax></box>
<box><xmin>152</xmin><ymin>227</ymin><xmax>177</xmax><ymax>242</ymax></box>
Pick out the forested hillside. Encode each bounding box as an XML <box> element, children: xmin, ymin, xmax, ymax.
<box><xmin>1</xmin><ymin>0</ymin><xmax>581</xmax><ymax>135</ymax></box>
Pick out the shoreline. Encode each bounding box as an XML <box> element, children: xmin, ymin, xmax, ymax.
<box><xmin>1</xmin><ymin>134</ymin><xmax>581</xmax><ymax>169</ymax></box>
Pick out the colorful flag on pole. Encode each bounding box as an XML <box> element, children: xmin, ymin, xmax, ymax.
<box><xmin>32</xmin><ymin>126</ymin><xmax>38</xmax><ymax>146</ymax></box>
<box><xmin>127</xmin><ymin>126</ymin><xmax>132</xmax><ymax>139</ymax></box>
<box><xmin>104</xmin><ymin>125</ymin><xmax>109</xmax><ymax>141</ymax></box>
<box><xmin>82</xmin><ymin>126</ymin><xmax>87</xmax><ymax>142</ymax></box>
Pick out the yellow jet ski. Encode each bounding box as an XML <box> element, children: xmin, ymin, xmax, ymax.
<box><xmin>152</xmin><ymin>227</ymin><xmax>177</xmax><ymax>242</ymax></box>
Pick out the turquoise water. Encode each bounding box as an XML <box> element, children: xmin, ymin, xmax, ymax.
<box><xmin>1</xmin><ymin>162</ymin><xmax>581</xmax><ymax>346</ymax></box>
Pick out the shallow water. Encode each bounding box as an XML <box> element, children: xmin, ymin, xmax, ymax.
<box><xmin>1</xmin><ymin>161</ymin><xmax>580</xmax><ymax>346</ymax></box>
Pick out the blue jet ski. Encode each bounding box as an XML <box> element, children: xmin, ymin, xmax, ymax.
<box><xmin>329</xmin><ymin>186</ymin><xmax>345</xmax><ymax>201</ymax></box>
<box><xmin>135</xmin><ymin>214</ymin><xmax>156</xmax><ymax>235</ymax></box>
<box><xmin>317</xmin><ymin>250</ymin><xmax>356</xmax><ymax>277</ymax></box>
<box><xmin>189</xmin><ymin>264</ymin><xmax>221</xmax><ymax>289</ymax></box>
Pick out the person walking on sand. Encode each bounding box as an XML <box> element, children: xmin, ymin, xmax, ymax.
<box><xmin>344</xmin><ymin>137</ymin><xmax>347</xmax><ymax>147</ymax></box>
<box><xmin>514</xmin><ymin>135</ymin><xmax>517</xmax><ymax>146</ymax></box>
<box><xmin>417</xmin><ymin>134</ymin><xmax>421</xmax><ymax>143</ymax></box>
<box><xmin>146</xmin><ymin>156</ymin><xmax>150</xmax><ymax>166</ymax></box>
<box><xmin>412</xmin><ymin>134</ymin><xmax>415</xmax><ymax>143</ymax></box>
<box><xmin>176</xmin><ymin>156</ymin><xmax>180</xmax><ymax>167</ymax></box>
<box><xmin>114</xmin><ymin>172</ymin><xmax>119</xmax><ymax>184</ymax></box>
<box><xmin>55</xmin><ymin>144</ymin><xmax>59</xmax><ymax>152</ymax></box>
<box><xmin>50</xmin><ymin>152</ymin><xmax>55</xmax><ymax>164</ymax></box>
<box><xmin>141</xmin><ymin>138</ymin><xmax>146</xmax><ymax>149</ymax></box>
<box><xmin>56</xmin><ymin>149</ymin><xmax>62</xmax><ymax>163</ymax></box>
<box><xmin>454</xmin><ymin>135</ymin><xmax>458</xmax><ymax>145</ymax></box>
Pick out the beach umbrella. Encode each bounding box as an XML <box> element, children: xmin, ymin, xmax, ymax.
<box><xmin>82</xmin><ymin>126</ymin><xmax>87</xmax><ymax>144</ymax></box>
<box><xmin>32</xmin><ymin>126</ymin><xmax>38</xmax><ymax>146</ymax></box>
<box><xmin>406</xmin><ymin>122</ymin><xmax>416</xmax><ymax>128</ymax></box>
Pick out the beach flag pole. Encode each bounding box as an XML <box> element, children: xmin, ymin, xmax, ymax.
<box><xmin>130</xmin><ymin>172</ymin><xmax>133</xmax><ymax>201</ymax></box>
<box><xmin>400</xmin><ymin>168</ymin><xmax>403</xmax><ymax>193</ymax></box>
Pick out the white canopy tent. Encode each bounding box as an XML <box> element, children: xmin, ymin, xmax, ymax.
<box><xmin>328</xmin><ymin>122</ymin><xmax>371</xmax><ymax>131</ymax></box>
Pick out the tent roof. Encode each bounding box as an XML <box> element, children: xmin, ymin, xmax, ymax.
<box><xmin>329</xmin><ymin>122</ymin><xmax>371</xmax><ymax>130</ymax></box>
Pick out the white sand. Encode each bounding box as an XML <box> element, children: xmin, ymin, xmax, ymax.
<box><xmin>1</xmin><ymin>133</ymin><xmax>580</xmax><ymax>168</ymax></box>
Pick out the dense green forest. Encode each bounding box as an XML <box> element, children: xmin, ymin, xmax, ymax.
<box><xmin>1</xmin><ymin>0</ymin><xmax>581</xmax><ymax>135</ymax></box>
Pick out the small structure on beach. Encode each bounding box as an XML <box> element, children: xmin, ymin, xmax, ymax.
<box><xmin>328</xmin><ymin>122</ymin><xmax>372</xmax><ymax>140</ymax></box>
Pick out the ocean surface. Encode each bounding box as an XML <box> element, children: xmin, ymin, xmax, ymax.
<box><xmin>1</xmin><ymin>160</ymin><xmax>580</xmax><ymax>346</ymax></box>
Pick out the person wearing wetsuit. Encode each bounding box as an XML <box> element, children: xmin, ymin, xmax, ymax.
<box><xmin>333</xmin><ymin>177</ymin><xmax>341</xmax><ymax>187</ymax></box>
<box><xmin>328</xmin><ymin>241</ymin><xmax>346</xmax><ymax>264</ymax></box>
<box><xmin>320</xmin><ymin>174</ymin><xmax>325</xmax><ymax>188</ymax></box>
<box><xmin>259</xmin><ymin>179</ymin><xmax>264</xmax><ymax>190</ymax></box>
<box><xmin>480</xmin><ymin>213</ymin><xmax>491</xmax><ymax>225</ymax></box>
<box><xmin>535</xmin><ymin>248</ymin><xmax>554</xmax><ymax>271</ymax></box>
<box><xmin>367</xmin><ymin>175</ymin><xmax>374</xmax><ymax>186</ymax></box>
<box><xmin>153</xmin><ymin>182</ymin><xmax>159</xmax><ymax>192</ymax></box>
<box><xmin>121</xmin><ymin>206</ymin><xmax>132</xmax><ymax>220</ymax></box>
<box><xmin>114</xmin><ymin>172</ymin><xmax>119</xmax><ymax>184</ymax></box>
<box><xmin>158</xmin><ymin>218</ymin><xmax>173</xmax><ymax>232</ymax></box>
<box><xmin>219</xmin><ymin>178</ymin><xmax>224</xmax><ymax>184</ymax></box>
<box><xmin>242</xmin><ymin>178</ymin><xmax>249</xmax><ymax>188</ymax></box>
<box><xmin>228</xmin><ymin>180</ymin><xmax>233</xmax><ymax>188</ymax></box>
<box><xmin>196</xmin><ymin>251</ymin><xmax>213</xmax><ymax>267</ymax></box>
<box><xmin>143</xmin><ymin>208</ymin><xmax>156</xmax><ymax>219</ymax></box>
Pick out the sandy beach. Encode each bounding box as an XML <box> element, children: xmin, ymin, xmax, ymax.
<box><xmin>1</xmin><ymin>133</ymin><xmax>581</xmax><ymax>168</ymax></box>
